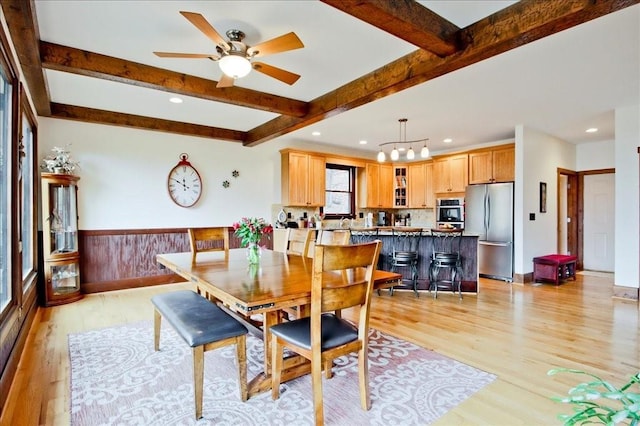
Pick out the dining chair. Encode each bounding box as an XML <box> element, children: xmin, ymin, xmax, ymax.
<box><xmin>270</xmin><ymin>240</ymin><xmax>382</xmax><ymax>425</ymax></box>
<box><xmin>188</xmin><ymin>227</ymin><xmax>230</xmax><ymax>263</ymax></box>
<box><xmin>285</xmin><ymin>228</ymin><xmax>314</xmax><ymax>257</ymax></box>
<box><xmin>316</xmin><ymin>229</ymin><xmax>351</xmax><ymax>246</ymax></box>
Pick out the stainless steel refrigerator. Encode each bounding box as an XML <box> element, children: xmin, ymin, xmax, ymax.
<box><xmin>465</xmin><ymin>182</ymin><xmax>514</xmax><ymax>281</ymax></box>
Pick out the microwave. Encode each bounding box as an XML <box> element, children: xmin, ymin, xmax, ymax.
<box><xmin>436</xmin><ymin>198</ymin><xmax>464</xmax><ymax>224</ymax></box>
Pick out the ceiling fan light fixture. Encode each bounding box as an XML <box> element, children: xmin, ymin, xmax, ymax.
<box><xmin>219</xmin><ymin>54</ymin><xmax>252</xmax><ymax>79</ymax></box>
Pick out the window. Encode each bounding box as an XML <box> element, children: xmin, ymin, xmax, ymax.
<box><xmin>0</xmin><ymin>56</ymin><xmax>13</xmax><ymax>312</ymax></box>
<box><xmin>324</xmin><ymin>164</ymin><xmax>355</xmax><ymax>219</ymax></box>
<box><xmin>21</xmin><ymin>98</ymin><xmax>36</xmax><ymax>291</ymax></box>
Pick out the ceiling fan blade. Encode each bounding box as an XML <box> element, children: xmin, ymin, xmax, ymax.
<box><xmin>154</xmin><ymin>52</ymin><xmax>219</xmax><ymax>59</ymax></box>
<box><xmin>252</xmin><ymin>62</ymin><xmax>301</xmax><ymax>85</ymax></box>
<box><xmin>216</xmin><ymin>74</ymin><xmax>235</xmax><ymax>88</ymax></box>
<box><xmin>248</xmin><ymin>32</ymin><xmax>304</xmax><ymax>57</ymax></box>
<box><xmin>180</xmin><ymin>11</ymin><xmax>230</xmax><ymax>50</ymax></box>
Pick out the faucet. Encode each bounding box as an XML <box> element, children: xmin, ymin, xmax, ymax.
<box><xmin>340</xmin><ymin>217</ymin><xmax>350</xmax><ymax>229</ymax></box>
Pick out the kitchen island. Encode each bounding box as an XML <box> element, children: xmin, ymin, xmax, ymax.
<box><xmin>350</xmin><ymin>227</ymin><xmax>479</xmax><ymax>294</ymax></box>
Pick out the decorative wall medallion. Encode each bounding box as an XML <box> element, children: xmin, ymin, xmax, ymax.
<box><xmin>222</xmin><ymin>180</ymin><xmax>230</xmax><ymax>188</ymax></box>
<box><xmin>232</xmin><ymin>170</ymin><xmax>239</xmax><ymax>178</ymax></box>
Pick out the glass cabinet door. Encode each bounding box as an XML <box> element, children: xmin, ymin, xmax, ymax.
<box><xmin>47</xmin><ymin>260</ymin><xmax>80</xmax><ymax>296</ymax></box>
<box><xmin>47</xmin><ymin>182</ymin><xmax>78</xmax><ymax>255</ymax></box>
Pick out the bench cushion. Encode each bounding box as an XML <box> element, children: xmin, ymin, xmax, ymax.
<box><xmin>151</xmin><ymin>290</ymin><xmax>247</xmax><ymax>347</ymax></box>
<box><xmin>533</xmin><ymin>254</ymin><xmax>577</xmax><ymax>264</ymax></box>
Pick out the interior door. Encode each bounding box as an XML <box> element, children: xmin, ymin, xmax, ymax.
<box><xmin>583</xmin><ymin>173</ymin><xmax>615</xmax><ymax>271</ymax></box>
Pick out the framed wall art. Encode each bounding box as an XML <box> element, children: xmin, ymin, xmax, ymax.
<box><xmin>540</xmin><ymin>182</ymin><xmax>547</xmax><ymax>213</ymax></box>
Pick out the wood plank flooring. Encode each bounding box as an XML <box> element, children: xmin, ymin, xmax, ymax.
<box><xmin>1</xmin><ymin>274</ymin><xmax>638</xmax><ymax>425</ymax></box>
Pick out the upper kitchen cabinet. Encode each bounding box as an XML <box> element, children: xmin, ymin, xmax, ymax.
<box><xmin>359</xmin><ymin>163</ymin><xmax>393</xmax><ymax>208</ymax></box>
<box><xmin>408</xmin><ymin>162</ymin><xmax>434</xmax><ymax>208</ymax></box>
<box><xmin>433</xmin><ymin>154</ymin><xmax>468</xmax><ymax>195</ymax></box>
<box><xmin>281</xmin><ymin>150</ymin><xmax>326</xmax><ymax>207</ymax></box>
<box><xmin>468</xmin><ymin>144</ymin><xmax>515</xmax><ymax>184</ymax></box>
<box><xmin>394</xmin><ymin>166</ymin><xmax>407</xmax><ymax>208</ymax></box>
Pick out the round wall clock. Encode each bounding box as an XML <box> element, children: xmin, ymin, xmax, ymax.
<box><xmin>167</xmin><ymin>153</ymin><xmax>202</xmax><ymax>207</ymax></box>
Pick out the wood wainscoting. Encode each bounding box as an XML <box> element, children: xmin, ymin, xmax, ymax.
<box><xmin>79</xmin><ymin>227</ymin><xmax>273</xmax><ymax>293</ymax></box>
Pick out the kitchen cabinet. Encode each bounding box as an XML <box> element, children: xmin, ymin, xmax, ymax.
<box><xmin>281</xmin><ymin>151</ymin><xmax>326</xmax><ymax>207</ymax></box>
<box><xmin>41</xmin><ymin>173</ymin><xmax>82</xmax><ymax>306</ymax></box>
<box><xmin>360</xmin><ymin>163</ymin><xmax>393</xmax><ymax>208</ymax></box>
<box><xmin>408</xmin><ymin>162</ymin><xmax>434</xmax><ymax>208</ymax></box>
<box><xmin>468</xmin><ymin>145</ymin><xmax>515</xmax><ymax>184</ymax></box>
<box><xmin>433</xmin><ymin>154</ymin><xmax>468</xmax><ymax>194</ymax></box>
<box><xmin>394</xmin><ymin>166</ymin><xmax>407</xmax><ymax>207</ymax></box>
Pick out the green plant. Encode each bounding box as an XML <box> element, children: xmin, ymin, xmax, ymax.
<box><xmin>548</xmin><ymin>368</ymin><xmax>640</xmax><ymax>425</ymax></box>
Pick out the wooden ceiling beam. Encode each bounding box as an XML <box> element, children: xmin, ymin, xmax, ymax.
<box><xmin>245</xmin><ymin>0</ymin><xmax>639</xmax><ymax>146</ymax></box>
<box><xmin>321</xmin><ymin>0</ymin><xmax>462</xmax><ymax>56</ymax></box>
<box><xmin>1</xmin><ymin>0</ymin><xmax>50</xmax><ymax>115</ymax></box>
<box><xmin>50</xmin><ymin>103</ymin><xmax>247</xmax><ymax>142</ymax></box>
<box><xmin>40</xmin><ymin>41</ymin><xmax>308</xmax><ymax>118</ymax></box>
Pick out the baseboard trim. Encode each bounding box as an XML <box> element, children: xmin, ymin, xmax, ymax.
<box><xmin>612</xmin><ymin>285</ymin><xmax>639</xmax><ymax>301</ymax></box>
<box><xmin>514</xmin><ymin>272</ymin><xmax>533</xmax><ymax>284</ymax></box>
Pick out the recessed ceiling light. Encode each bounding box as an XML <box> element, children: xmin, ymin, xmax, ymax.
<box><xmin>398</xmin><ymin>147</ymin><xmax>406</xmax><ymax>152</ymax></box>
<box><xmin>169</xmin><ymin>97</ymin><xmax>183</xmax><ymax>104</ymax></box>
<box><xmin>359</xmin><ymin>140</ymin><xmax>367</xmax><ymax>145</ymax></box>
<box><xmin>586</xmin><ymin>128</ymin><xmax>598</xmax><ymax>133</ymax></box>
<box><xmin>443</xmin><ymin>138</ymin><xmax>453</xmax><ymax>143</ymax></box>
<box><xmin>311</xmin><ymin>131</ymin><xmax>321</xmax><ymax>136</ymax></box>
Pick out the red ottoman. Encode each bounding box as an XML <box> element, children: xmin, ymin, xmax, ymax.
<box><xmin>533</xmin><ymin>254</ymin><xmax>578</xmax><ymax>285</ymax></box>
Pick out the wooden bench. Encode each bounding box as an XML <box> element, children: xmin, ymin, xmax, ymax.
<box><xmin>533</xmin><ymin>254</ymin><xmax>578</xmax><ymax>285</ymax></box>
<box><xmin>151</xmin><ymin>290</ymin><xmax>248</xmax><ymax>419</ymax></box>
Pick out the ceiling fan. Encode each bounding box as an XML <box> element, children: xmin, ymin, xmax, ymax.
<box><xmin>154</xmin><ymin>11</ymin><xmax>304</xmax><ymax>88</ymax></box>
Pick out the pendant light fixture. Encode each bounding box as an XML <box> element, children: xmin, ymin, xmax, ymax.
<box><xmin>377</xmin><ymin>118</ymin><xmax>430</xmax><ymax>162</ymax></box>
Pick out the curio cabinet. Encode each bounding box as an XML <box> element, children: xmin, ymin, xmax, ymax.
<box><xmin>41</xmin><ymin>173</ymin><xmax>82</xmax><ymax>306</ymax></box>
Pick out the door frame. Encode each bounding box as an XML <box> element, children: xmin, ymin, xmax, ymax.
<box><xmin>557</xmin><ymin>168</ymin><xmax>578</xmax><ymax>264</ymax></box>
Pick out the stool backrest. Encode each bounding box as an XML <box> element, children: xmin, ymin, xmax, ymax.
<box><xmin>349</xmin><ymin>227</ymin><xmax>379</xmax><ymax>245</ymax></box>
<box><xmin>391</xmin><ymin>227</ymin><xmax>422</xmax><ymax>255</ymax></box>
<box><xmin>430</xmin><ymin>228</ymin><xmax>463</xmax><ymax>258</ymax></box>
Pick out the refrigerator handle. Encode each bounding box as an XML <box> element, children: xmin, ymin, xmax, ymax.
<box><xmin>486</xmin><ymin>190</ymin><xmax>491</xmax><ymax>231</ymax></box>
<box><xmin>484</xmin><ymin>190</ymin><xmax>489</xmax><ymax>232</ymax></box>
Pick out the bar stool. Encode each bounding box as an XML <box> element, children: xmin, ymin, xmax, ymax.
<box><xmin>388</xmin><ymin>227</ymin><xmax>422</xmax><ymax>297</ymax></box>
<box><xmin>429</xmin><ymin>228</ymin><xmax>463</xmax><ymax>299</ymax></box>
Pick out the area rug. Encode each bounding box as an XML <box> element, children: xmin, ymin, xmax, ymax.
<box><xmin>69</xmin><ymin>321</ymin><xmax>496</xmax><ymax>425</ymax></box>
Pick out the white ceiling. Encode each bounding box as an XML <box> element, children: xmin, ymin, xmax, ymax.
<box><xmin>34</xmin><ymin>1</ymin><xmax>639</xmax><ymax>160</ymax></box>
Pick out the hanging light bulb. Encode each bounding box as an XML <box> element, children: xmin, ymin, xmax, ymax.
<box><xmin>390</xmin><ymin>147</ymin><xmax>400</xmax><ymax>161</ymax></box>
<box><xmin>407</xmin><ymin>146</ymin><xmax>415</xmax><ymax>160</ymax></box>
<box><xmin>420</xmin><ymin>140</ymin><xmax>430</xmax><ymax>158</ymax></box>
<box><xmin>377</xmin><ymin>150</ymin><xmax>386</xmax><ymax>162</ymax></box>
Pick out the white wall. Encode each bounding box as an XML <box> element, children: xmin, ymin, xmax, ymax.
<box><xmin>614</xmin><ymin>105</ymin><xmax>639</xmax><ymax>288</ymax></box>
<box><xmin>576</xmin><ymin>140</ymin><xmax>615</xmax><ymax>170</ymax></box>
<box><xmin>39</xmin><ymin>119</ymin><xmax>283</xmax><ymax>229</ymax></box>
<box><xmin>514</xmin><ymin>125</ymin><xmax>576</xmax><ymax>274</ymax></box>
<box><xmin>38</xmin><ymin>118</ymin><xmax>373</xmax><ymax>230</ymax></box>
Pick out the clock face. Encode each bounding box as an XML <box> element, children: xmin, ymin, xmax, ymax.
<box><xmin>167</xmin><ymin>163</ymin><xmax>202</xmax><ymax>207</ymax></box>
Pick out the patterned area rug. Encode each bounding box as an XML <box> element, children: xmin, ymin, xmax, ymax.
<box><xmin>69</xmin><ymin>321</ymin><xmax>495</xmax><ymax>425</ymax></box>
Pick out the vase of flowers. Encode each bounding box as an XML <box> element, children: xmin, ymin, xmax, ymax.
<box><xmin>41</xmin><ymin>145</ymin><xmax>79</xmax><ymax>174</ymax></box>
<box><xmin>232</xmin><ymin>217</ymin><xmax>273</xmax><ymax>264</ymax></box>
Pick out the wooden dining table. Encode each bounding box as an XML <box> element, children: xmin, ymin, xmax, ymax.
<box><xmin>156</xmin><ymin>248</ymin><xmax>402</xmax><ymax>397</ymax></box>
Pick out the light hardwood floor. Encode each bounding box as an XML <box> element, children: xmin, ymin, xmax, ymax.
<box><xmin>2</xmin><ymin>274</ymin><xmax>638</xmax><ymax>425</ymax></box>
